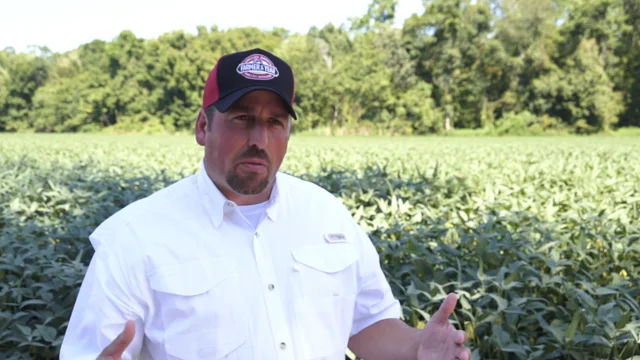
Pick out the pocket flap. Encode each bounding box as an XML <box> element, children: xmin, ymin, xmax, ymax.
<box><xmin>148</xmin><ymin>256</ymin><xmax>234</xmax><ymax>296</ymax></box>
<box><xmin>292</xmin><ymin>243</ymin><xmax>359</xmax><ymax>273</ymax></box>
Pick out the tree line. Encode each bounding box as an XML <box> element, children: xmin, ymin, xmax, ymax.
<box><xmin>1</xmin><ymin>0</ymin><xmax>639</xmax><ymax>135</ymax></box>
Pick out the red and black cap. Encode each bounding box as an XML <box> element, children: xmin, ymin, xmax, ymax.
<box><xmin>202</xmin><ymin>48</ymin><xmax>297</xmax><ymax>120</ymax></box>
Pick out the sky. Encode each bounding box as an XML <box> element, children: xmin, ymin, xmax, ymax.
<box><xmin>0</xmin><ymin>0</ymin><xmax>424</xmax><ymax>54</ymax></box>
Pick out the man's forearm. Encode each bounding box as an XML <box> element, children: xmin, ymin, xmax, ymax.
<box><xmin>348</xmin><ymin>319</ymin><xmax>421</xmax><ymax>360</ymax></box>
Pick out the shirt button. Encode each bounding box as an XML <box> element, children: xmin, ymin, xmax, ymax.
<box><xmin>268</xmin><ymin>284</ymin><xmax>275</xmax><ymax>291</ymax></box>
<box><xmin>280</xmin><ymin>342</ymin><xmax>286</xmax><ymax>350</ymax></box>
<box><xmin>255</xmin><ymin>231</ymin><xmax>260</xmax><ymax>238</ymax></box>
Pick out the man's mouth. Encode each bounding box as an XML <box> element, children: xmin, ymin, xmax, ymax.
<box><xmin>238</xmin><ymin>158</ymin><xmax>268</xmax><ymax>171</ymax></box>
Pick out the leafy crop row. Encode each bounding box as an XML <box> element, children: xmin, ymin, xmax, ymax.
<box><xmin>1</xmin><ymin>135</ymin><xmax>639</xmax><ymax>359</ymax></box>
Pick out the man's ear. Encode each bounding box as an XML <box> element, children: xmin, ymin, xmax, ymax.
<box><xmin>195</xmin><ymin>108</ymin><xmax>207</xmax><ymax>146</ymax></box>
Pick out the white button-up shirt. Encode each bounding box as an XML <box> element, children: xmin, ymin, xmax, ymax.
<box><xmin>60</xmin><ymin>160</ymin><xmax>401</xmax><ymax>360</ymax></box>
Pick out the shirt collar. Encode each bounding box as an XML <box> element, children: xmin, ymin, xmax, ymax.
<box><xmin>196</xmin><ymin>159</ymin><xmax>283</xmax><ymax>227</ymax></box>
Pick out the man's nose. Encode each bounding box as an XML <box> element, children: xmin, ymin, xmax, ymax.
<box><xmin>247</xmin><ymin>122</ymin><xmax>268</xmax><ymax>149</ymax></box>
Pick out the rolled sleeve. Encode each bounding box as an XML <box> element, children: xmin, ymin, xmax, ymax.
<box><xmin>60</xmin><ymin>220</ymin><xmax>147</xmax><ymax>360</ymax></box>
<box><xmin>348</xmin><ymin>213</ymin><xmax>402</xmax><ymax>337</ymax></box>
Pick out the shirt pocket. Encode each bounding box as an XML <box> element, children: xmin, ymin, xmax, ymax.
<box><xmin>148</xmin><ymin>256</ymin><xmax>252</xmax><ymax>359</ymax></box>
<box><xmin>291</xmin><ymin>243</ymin><xmax>359</xmax><ymax>359</ymax></box>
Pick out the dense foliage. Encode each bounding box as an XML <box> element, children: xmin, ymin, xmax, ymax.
<box><xmin>1</xmin><ymin>134</ymin><xmax>639</xmax><ymax>359</ymax></box>
<box><xmin>1</xmin><ymin>0</ymin><xmax>640</xmax><ymax>135</ymax></box>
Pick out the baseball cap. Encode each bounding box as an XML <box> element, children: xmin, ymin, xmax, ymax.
<box><xmin>202</xmin><ymin>48</ymin><xmax>297</xmax><ymax>120</ymax></box>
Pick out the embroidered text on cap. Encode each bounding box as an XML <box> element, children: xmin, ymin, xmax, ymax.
<box><xmin>236</xmin><ymin>54</ymin><xmax>280</xmax><ymax>80</ymax></box>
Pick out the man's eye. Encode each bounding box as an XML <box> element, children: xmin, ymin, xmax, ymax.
<box><xmin>271</xmin><ymin>117</ymin><xmax>288</xmax><ymax>126</ymax></box>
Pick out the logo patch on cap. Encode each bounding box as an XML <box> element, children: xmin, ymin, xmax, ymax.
<box><xmin>236</xmin><ymin>54</ymin><xmax>279</xmax><ymax>80</ymax></box>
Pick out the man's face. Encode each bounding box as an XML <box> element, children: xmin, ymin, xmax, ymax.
<box><xmin>195</xmin><ymin>90</ymin><xmax>291</xmax><ymax>204</ymax></box>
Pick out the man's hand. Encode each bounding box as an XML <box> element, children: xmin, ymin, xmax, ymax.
<box><xmin>96</xmin><ymin>320</ymin><xmax>136</xmax><ymax>360</ymax></box>
<box><xmin>417</xmin><ymin>293</ymin><xmax>471</xmax><ymax>360</ymax></box>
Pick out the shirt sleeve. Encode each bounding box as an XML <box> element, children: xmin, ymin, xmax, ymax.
<box><xmin>346</xmin><ymin>207</ymin><xmax>402</xmax><ymax>337</ymax></box>
<box><xmin>59</xmin><ymin>219</ymin><xmax>147</xmax><ymax>360</ymax></box>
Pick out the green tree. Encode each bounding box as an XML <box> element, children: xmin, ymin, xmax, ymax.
<box><xmin>533</xmin><ymin>38</ymin><xmax>624</xmax><ymax>132</ymax></box>
<box><xmin>618</xmin><ymin>0</ymin><xmax>640</xmax><ymax>127</ymax></box>
<box><xmin>0</xmin><ymin>50</ymin><xmax>51</xmax><ymax>131</ymax></box>
<box><xmin>350</xmin><ymin>0</ymin><xmax>398</xmax><ymax>30</ymax></box>
<box><xmin>403</xmin><ymin>0</ymin><xmax>498</xmax><ymax>130</ymax></box>
<box><xmin>277</xmin><ymin>33</ymin><xmax>338</xmax><ymax>131</ymax></box>
<box><xmin>492</xmin><ymin>0</ymin><xmax>565</xmax><ymax>121</ymax></box>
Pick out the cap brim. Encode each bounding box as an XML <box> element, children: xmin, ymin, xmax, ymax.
<box><xmin>213</xmin><ymin>86</ymin><xmax>297</xmax><ymax>120</ymax></box>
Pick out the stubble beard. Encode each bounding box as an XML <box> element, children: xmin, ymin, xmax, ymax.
<box><xmin>226</xmin><ymin>167</ymin><xmax>271</xmax><ymax>195</ymax></box>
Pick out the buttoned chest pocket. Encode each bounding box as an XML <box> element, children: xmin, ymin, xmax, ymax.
<box><xmin>148</xmin><ymin>256</ymin><xmax>252</xmax><ymax>359</ymax></box>
<box><xmin>291</xmin><ymin>243</ymin><xmax>359</xmax><ymax>359</ymax></box>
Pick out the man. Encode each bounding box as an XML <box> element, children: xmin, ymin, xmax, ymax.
<box><xmin>60</xmin><ymin>48</ymin><xmax>471</xmax><ymax>360</ymax></box>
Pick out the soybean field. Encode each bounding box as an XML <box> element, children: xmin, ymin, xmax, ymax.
<box><xmin>1</xmin><ymin>134</ymin><xmax>639</xmax><ymax>359</ymax></box>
